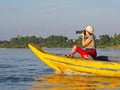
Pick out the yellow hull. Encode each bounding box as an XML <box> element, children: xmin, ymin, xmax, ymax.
<box><xmin>28</xmin><ymin>43</ymin><xmax>120</xmax><ymax>77</ymax></box>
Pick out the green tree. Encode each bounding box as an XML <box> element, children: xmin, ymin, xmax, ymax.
<box><xmin>45</xmin><ymin>35</ymin><xmax>68</xmax><ymax>47</ymax></box>
<box><xmin>97</xmin><ymin>34</ymin><xmax>110</xmax><ymax>47</ymax></box>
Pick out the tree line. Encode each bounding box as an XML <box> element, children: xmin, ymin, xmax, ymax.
<box><xmin>0</xmin><ymin>33</ymin><xmax>120</xmax><ymax>48</ymax></box>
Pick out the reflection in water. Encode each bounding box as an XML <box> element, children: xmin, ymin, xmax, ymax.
<box><xmin>30</xmin><ymin>74</ymin><xmax>120</xmax><ymax>90</ymax></box>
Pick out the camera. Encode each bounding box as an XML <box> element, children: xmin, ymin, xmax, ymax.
<box><xmin>76</xmin><ymin>30</ymin><xmax>86</xmax><ymax>35</ymax></box>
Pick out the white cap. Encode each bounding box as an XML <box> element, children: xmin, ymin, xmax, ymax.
<box><xmin>85</xmin><ymin>26</ymin><xmax>94</xmax><ymax>34</ymax></box>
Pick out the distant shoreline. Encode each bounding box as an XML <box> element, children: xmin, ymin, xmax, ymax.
<box><xmin>0</xmin><ymin>34</ymin><xmax>120</xmax><ymax>48</ymax></box>
<box><xmin>0</xmin><ymin>45</ymin><xmax>120</xmax><ymax>49</ymax></box>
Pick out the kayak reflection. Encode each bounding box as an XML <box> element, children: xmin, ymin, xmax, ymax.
<box><xmin>30</xmin><ymin>74</ymin><xmax>120</xmax><ymax>90</ymax></box>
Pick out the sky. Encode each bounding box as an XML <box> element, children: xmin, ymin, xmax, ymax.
<box><xmin>0</xmin><ymin>0</ymin><xmax>120</xmax><ymax>40</ymax></box>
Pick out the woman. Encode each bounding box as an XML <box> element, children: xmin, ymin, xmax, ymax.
<box><xmin>65</xmin><ymin>26</ymin><xmax>97</xmax><ymax>60</ymax></box>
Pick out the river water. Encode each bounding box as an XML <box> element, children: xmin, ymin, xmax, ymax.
<box><xmin>0</xmin><ymin>48</ymin><xmax>120</xmax><ymax>90</ymax></box>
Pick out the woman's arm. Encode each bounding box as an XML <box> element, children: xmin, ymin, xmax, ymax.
<box><xmin>82</xmin><ymin>34</ymin><xmax>92</xmax><ymax>47</ymax></box>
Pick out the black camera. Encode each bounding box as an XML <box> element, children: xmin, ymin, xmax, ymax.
<box><xmin>76</xmin><ymin>30</ymin><xmax>86</xmax><ymax>35</ymax></box>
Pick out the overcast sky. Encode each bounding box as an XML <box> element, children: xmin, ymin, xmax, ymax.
<box><xmin>0</xmin><ymin>0</ymin><xmax>120</xmax><ymax>40</ymax></box>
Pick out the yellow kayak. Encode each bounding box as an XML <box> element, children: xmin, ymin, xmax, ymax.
<box><xmin>28</xmin><ymin>43</ymin><xmax>120</xmax><ymax>77</ymax></box>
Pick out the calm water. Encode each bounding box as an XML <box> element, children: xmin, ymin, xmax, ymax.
<box><xmin>0</xmin><ymin>48</ymin><xmax>120</xmax><ymax>90</ymax></box>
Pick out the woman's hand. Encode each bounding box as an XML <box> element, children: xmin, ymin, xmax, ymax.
<box><xmin>81</xmin><ymin>32</ymin><xmax>85</xmax><ymax>37</ymax></box>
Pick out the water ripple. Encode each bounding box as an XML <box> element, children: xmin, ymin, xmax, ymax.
<box><xmin>0</xmin><ymin>64</ymin><xmax>17</xmax><ymax>68</ymax></box>
<box><xmin>0</xmin><ymin>76</ymin><xmax>35</xmax><ymax>83</ymax></box>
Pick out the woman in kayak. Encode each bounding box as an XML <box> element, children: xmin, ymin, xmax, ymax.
<box><xmin>65</xmin><ymin>26</ymin><xmax>97</xmax><ymax>60</ymax></box>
